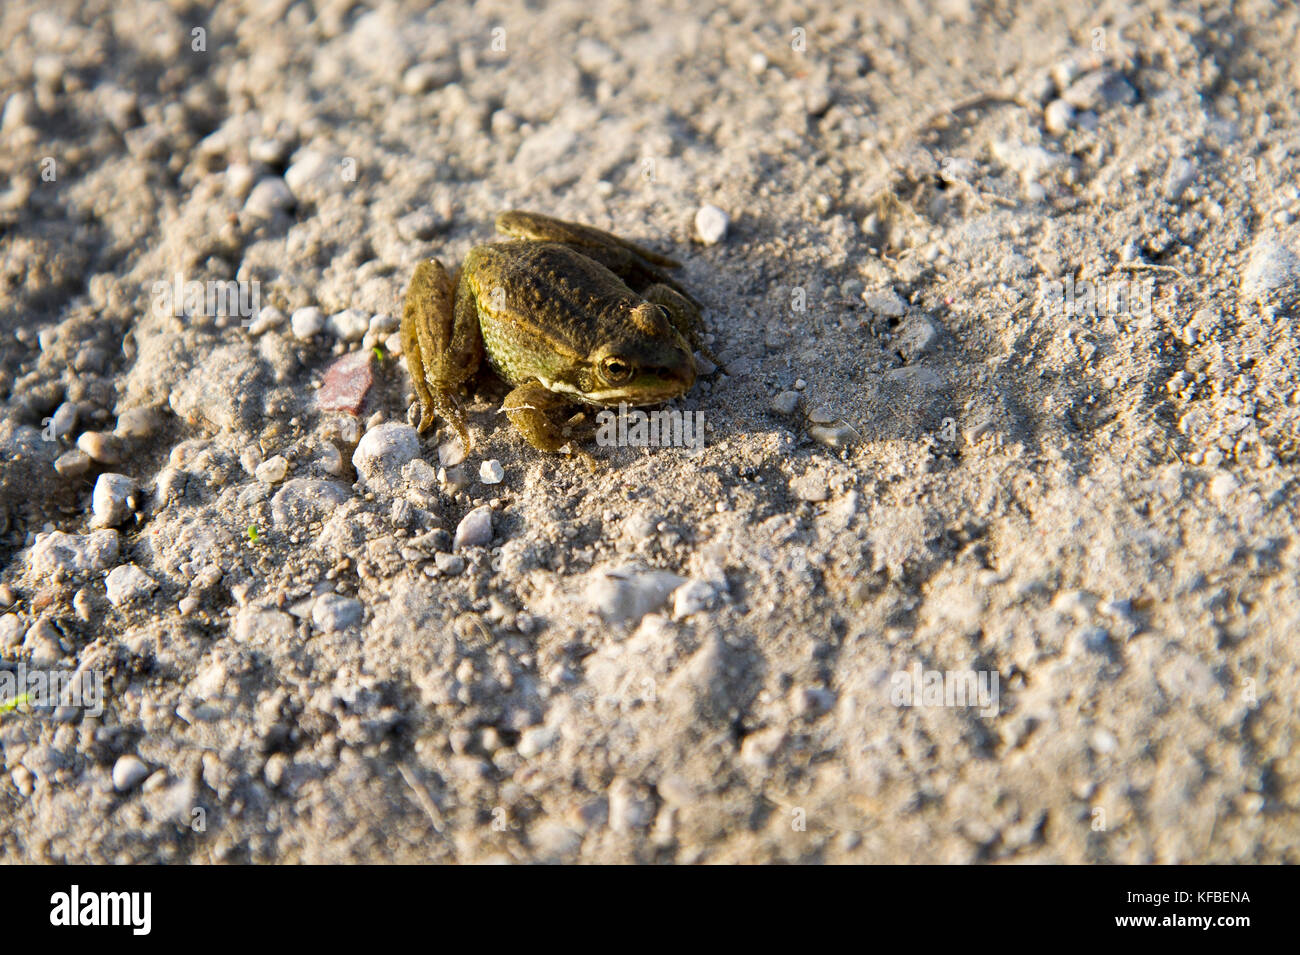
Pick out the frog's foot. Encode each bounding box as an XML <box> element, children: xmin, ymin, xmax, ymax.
<box><xmin>502</xmin><ymin>382</ymin><xmax>592</xmax><ymax>462</ymax></box>
<box><xmin>496</xmin><ymin>210</ymin><xmax>698</xmax><ymax>306</ymax></box>
<box><xmin>401</xmin><ymin>257</ymin><xmax>483</xmax><ymax>447</ymax></box>
<box><xmin>642</xmin><ymin>283</ymin><xmax>725</xmax><ymax>371</ymax></box>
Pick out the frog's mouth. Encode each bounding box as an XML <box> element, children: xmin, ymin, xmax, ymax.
<box><xmin>581</xmin><ymin>365</ymin><xmax>697</xmax><ymax>406</ymax></box>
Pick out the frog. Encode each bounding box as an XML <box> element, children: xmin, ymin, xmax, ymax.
<box><xmin>400</xmin><ymin>210</ymin><xmax>715</xmax><ymax>459</ymax></box>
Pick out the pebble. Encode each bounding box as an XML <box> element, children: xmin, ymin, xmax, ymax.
<box><xmin>863</xmin><ymin>287</ymin><xmax>906</xmax><ymax>317</ymax></box>
<box><xmin>807</xmin><ymin>406</ymin><xmax>839</xmax><ymax>426</ymax></box>
<box><xmin>1062</xmin><ymin>70</ymin><xmax>1137</xmax><ymax>111</ymax></box>
<box><xmin>434</xmin><ymin>552</ymin><xmax>466</xmax><ymax>575</ymax></box>
<box><xmin>90</xmin><ymin>472</ymin><xmax>136</xmax><ymax>528</ymax></box>
<box><xmin>312</xmin><ymin>593</ymin><xmax>364</xmax><ymax>632</ymax></box>
<box><xmin>283</xmin><ymin>150</ymin><xmax>341</xmax><ymax>199</ymax></box>
<box><xmin>587</xmin><ymin>565</ymin><xmax>686</xmax><ymax>624</ymax></box>
<box><xmin>453</xmin><ymin>505</ymin><xmax>494</xmax><ymax>550</ymax></box>
<box><xmin>694</xmin><ymin>204</ymin><xmax>729</xmax><ymax>244</ymax></box>
<box><xmin>114</xmin><ymin>407</ymin><xmax>160</xmax><ymax>441</ymax></box>
<box><xmin>54</xmin><ymin>449</ymin><xmax>92</xmax><ymax>478</ymax></box>
<box><xmin>243</xmin><ymin>176</ymin><xmax>294</xmax><ymax>218</ymax></box>
<box><xmin>291</xmin><ymin>306</ymin><xmax>325</xmax><ymax>339</ymax></box>
<box><xmin>352</xmin><ymin>423</ymin><xmax>420</xmax><ymax>492</ymax></box>
<box><xmin>770</xmin><ymin>391</ymin><xmax>800</xmax><ymax>415</ymax></box>
<box><xmin>112</xmin><ymin>755</ymin><xmax>150</xmax><ymax>792</ymax></box>
<box><xmin>2</xmin><ymin>91</ymin><xmax>35</xmax><ymax>133</ymax></box>
<box><xmin>1044</xmin><ymin>98</ymin><xmax>1074</xmax><ymax>134</ymax></box>
<box><xmin>0</xmin><ymin>614</ymin><xmax>22</xmax><ymax>648</ymax></box>
<box><xmin>397</xmin><ymin>207</ymin><xmax>447</xmax><ymax>241</ymax></box>
<box><xmin>329</xmin><ymin>309</ymin><xmax>370</xmax><ymax>341</ymax></box>
<box><xmin>318</xmin><ymin>349</ymin><xmax>374</xmax><ymax>414</ymax></box>
<box><xmin>809</xmin><ymin>423</ymin><xmax>857</xmax><ymax>448</ymax></box>
<box><xmin>24</xmin><ymin>618</ymin><xmax>63</xmax><ymax>665</ymax></box>
<box><xmin>672</xmin><ymin>580</ymin><xmax>716</xmax><ymax>620</ymax></box>
<box><xmin>518</xmin><ymin>725</ymin><xmax>557</xmax><ymax>758</ymax></box>
<box><xmin>105</xmin><ymin>564</ymin><xmax>157</xmax><ymax>607</ymax></box>
<box><xmin>255</xmin><ymin>455</ymin><xmax>289</xmax><ymax>484</ymax></box>
<box><xmin>30</xmin><ymin>530</ymin><xmax>119</xmax><ymax>575</ymax></box>
<box><xmin>50</xmin><ymin>402</ymin><xmax>77</xmax><ymax>439</ymax></box>
<box><xmin>77</xmin><ymin>430</ymin><xmax>122</xmax><ymax>464</ymax></box>
<box><xmin>248</xmin><ymin>306</ymin><xmax>285</xmax><ymax>335</ymax></box>
<box><xmin>1209</xmin><ymin>472</ymin><xmax>1239</xmax><ymax>502</ymax></box>
<box><xmin>479</xmin><ymin>459</ymin><xmax>504</xmax><ymax>484</ymax></box>
<box><xmin>369</xmin><ymin>313</ymin><xmax>398</xmax><ymax>337</ymax></box>
<box><xmin>224</xmin><ymin>162</ymin><xmax>256</xmax><ymax>199</ymax></box>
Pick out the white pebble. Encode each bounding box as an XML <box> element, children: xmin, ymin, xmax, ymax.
<box><xmin>694</xmin><ymin>204</ymin><xmax>730</xmax><ymax>245</ymax></box>
<box><xmin>352</xmin><ymin>423</ymin><xmax>420</xmax><ymax>493</ymax></box>
<box><xmin>112</xmin><ymin>755</ymin><xmax>150</xmax><ymax>792</ymax></box>
<box><xmin>105</xmin><ymin>564</ymin><xmax>157</xmax><ymax>608</ymax></box>
<box><xmin>291</xmin><ymin>306</ymin><xmax>325</xmax><ymax>340</ymax></box>
<box><xmin>255</xmin><ymin>455</ymin><xmax>289</xmax><ymax>484</ymax></box>
<box><xmin>243</xmin><ymin>176</ymin><xmax>294</xmax><ymax>218</ymax></box>
<box><xmin>480</xmin><ymin>459</ymin><xmax>504</xmax><ymax>484</ymax></box>
<box><xmin>329</xmin><ymin>308</ymin><xmax>370</xmax><ymax>341</ymax></box>
<box><xmin>90</xmin><ymin>473</ymin><xmax>136</xmax><ymax>528</ymax></box>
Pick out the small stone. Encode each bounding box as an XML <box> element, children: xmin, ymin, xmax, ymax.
<box><xmin>518</xmin><ymin>726</ymin><xmax>557</xmax><ymax>758</ymax></box>
<box><xmin>291</xmin><ymin>306</ymin><xmax>325</xmax><ymax>339</ymax></box>
<box><xmin>434</xmin><ymin>552</ymin><xmax>465</xmax><ymax>575</ymax></box>
<box><xmin>329</xmin><ymin>309</ymin><xmax>370</xmax><ymax>341</ymax></box>
<box><xmin>1062</xmin><ymin>70</ymin><xmax>1137</xmax><ymax>111</ymax></box>
<box><xmin>255</xmin><ymin>455</ymin><xmax>289</xmax><ymax>484</ymax></box>
<box><xmin>270</xmin><ymin>479</ymin><xmax>350</xmax><ymax>528</ymax></box>
<box><xmin>312</xmin><ymin>593</ymin><xmax>364</xmax><ymax>632</ymax></box>
<box><xmin>369</xmin><ymin>313</ymin><xmax>398</xmax><ymax>337</ymax></box>
<box><xmin>672</xmin><ymin>580</ymin><xmax>716</xmax><ymax>619</ymax></box>
<box><xmin>77</xmin><ymin>431</ymin><xmax>122</xmax><ymax>464</ymax></box>
<box><xmin>114</xmin><ymin>407</ymin><xmax>160</xmax><ymax>441</ymax></box>
<box><xmin>770</xmin><ymin>391</ymin><xmax>800</xmax><ymax>415</ymax></box>
<box><xmin>453</xmin><ymin>505</ymin><xmax>494</xmax><ymax>550</ymax></box>
<box><xmin>397</xmin><ymin>207</ymin><xmax>447</xmax><ymax>241</ymax></box>
<box><xmin>809</xmin><ymin>423</ymin><xmax>857</xmax><ymax>448</ymax></box>
<box><xmin>243</xmin><ymin>177</ymin><xmax>294</xmax><ymax>218</ymax></box>
<box><xmin>863</xmin><ymin>287</ymin><xmax>906</xmax><ymax>317</ymax></box>
<box><xmin>54</xmin><ymin>449</ymin><xmax>93</xmax><ymax>478</ymax></box>
<box><xmin>224</xmin><ymin>162</ymin><xmax>256</xmax><ymax>199</ymax></box>
<box><xmin>50</xmin><ymin>402</ymin><xmax>77</xmax><ymax>439</ymax></box>
<box><xmin>248</xmin><ymin>305</ymin><xmax>285</xmax><ymax>335</ymax></box>
<box><xmin>1043</xmin><ymin>98</ymin><xmax>1074</xmax><ymax>134</ymax></box>
<box><xmin>694</xmin><ymin>204</ymin><xmax>729</xmax><ymax>245</ymax></box>
<box><xmin>479</xmin><ymin>459</ymin><xmax>504</xmax><ymax>484</ymax></box>
<box><xmin>440</xmin><ymin>465</ymin><xmax>470</xmax><ymax>493</ymax></box>
<box><xmin>318</xmin><ymin>350</ymin><xmax>374</xmax><ymax>414</ymax></box>
<box><xmin>807</xmin><ymin>406</ymin><xmax>839</xmax><ymax>425</ymax></box>
<box><xmin>91</xmin><ymin>473</ymin><xmax>136</xmax><ymax>528</ymax></box>
<box><xmin>352</xmin><ymin>423</ymin><xmax>420</xmax><ymax>493</ymax></box>
<box><xmin>30</xmin><ymin>530</ymin><xmax>119</xmax><ymax>575</ymax></box>
<box><xmin>178</xmin><ymin>595</ymin><xmax>200</xmax><ymax>616</ymax></box>
<box><xmin>112</xmin><ymin>755</ymin><xmax>150</xmax><ymax>792</ymax></box>
<box><xmin>2</xmin><ymin>91</ymin><xmax>35</xmax><ymax>133</ymax></box>
<box><xmin>105</xmin><ymin>564</ymin><xmax>157</xmax><ymax>607</ymax></box>
<box><xmin>588</xmin><ymin>565</ymin><xmax>686</xmax><ymax>624</ymax></box>
<box><xmin>23</xmin><ymin>618</ymin><xmax>64</xmax><ymax>665</ymax></box>
<box><xmin>0</xmin><ymin>614</ymin><xmax>21</xmax><ymax>648</ymax></box>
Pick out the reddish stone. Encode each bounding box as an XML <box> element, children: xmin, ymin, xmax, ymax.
<box><xmin>317</xmin><ymin>350</ymin><xmax>374</xmax><ymax>414</ymax></box>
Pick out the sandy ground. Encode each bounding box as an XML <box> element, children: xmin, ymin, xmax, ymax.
<box><xmin>1</xmin><ymin>0</ymin><xmax>1299</xmax><ymax>863</ymax></box>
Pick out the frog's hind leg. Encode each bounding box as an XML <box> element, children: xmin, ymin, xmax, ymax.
<box><xmin>501</xmin><ymin>381</ymin><xmax>597</xmax><ymax>468</ymax></box>
<box><xmin>401</xmin><ymin>259</ymin><xmax>483</xmax><ymax>450</ymax></box>
<box><xmin>642</xmin><ymin>283</ymin><xmax>724</xmax><ymax>370</ymax></box>
<box><xmin>495</xmin><ymin>210</ymin><xmax>699</xmax><ymax>306</ymax></box>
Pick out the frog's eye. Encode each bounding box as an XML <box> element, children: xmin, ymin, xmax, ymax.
<box><xmin>656</xmin><ymin>304</ymin><xmax>673</xmax><ymax>323</ymax></box>
<box><xmin>600</xmin><ymin>356</ymin><xmax>635</xmax><ymax>385</ymax></box>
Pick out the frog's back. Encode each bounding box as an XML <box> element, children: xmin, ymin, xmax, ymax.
<box><xmin>465</xmin><ymin>241</ymin><xmax>638</xmax><ymax>383</ymax></box>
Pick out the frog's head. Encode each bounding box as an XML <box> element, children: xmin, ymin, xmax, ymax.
<box><xmin>576</xmin><ymin>302</ymin><xmax>697</xmax><ymax>406</ymax></box>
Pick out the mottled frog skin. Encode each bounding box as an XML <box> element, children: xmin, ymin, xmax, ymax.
<box><xmin>401</xmin><ymin>211</ymin><xmax>713</xmax><ymax>457</ymax></box>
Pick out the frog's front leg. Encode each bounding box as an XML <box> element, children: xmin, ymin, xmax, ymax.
<box><xmin>501</xmin><ymin>381</ymin><xmax>597</xmax><ymax>467</ymax></box>
<box><xmin>642</xmin><ymin>283</ymin><xmax>724</xmax><ymax>370</ymax></box>
<box><xmin>401</xmin><ymin>259</ymin><xmax>484</xmax><ymax>450</ymax></box>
